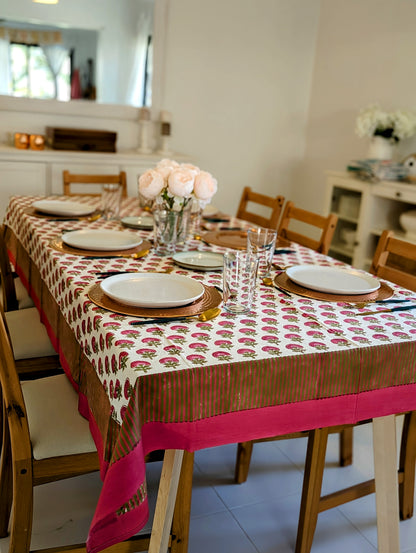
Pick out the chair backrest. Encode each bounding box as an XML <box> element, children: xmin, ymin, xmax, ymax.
<box><xmin>62</xmin><ymin>170</ymin><xmax>128</xmax><ymax>197</ymax></box>
<box><xmin>0</xmin><ymin>225</ymin><xmax>18</xmax><ymax>311</ymax></box>
<box><xmin>370</xmin><ymin>230</ymin><xmax>416</xmax><ymax>292</ymax></box>
<box><xmin>0</xmin><ymin>307</ymin><xmax>32</xmax><ymax>465</ymax></box>
<box><xmin>277</xmin><ymin>201</ymin><xmax>338</xmax><ymax>255</ymax></box>
<box><xmin>236</xmin><ymin>186</ymin><xmax>285</xmax><ymax>229</ymax></box>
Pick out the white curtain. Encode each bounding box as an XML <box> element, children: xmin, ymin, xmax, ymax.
<box><xmin>40</xmin><ymin>44</ymin><xmax>68</xmax><ymax>99</ymax></box>
<box><xmin>125</xmin><ymin>11</ymin><xmax>152</xmax><ymax>107</ymax></box>
<box><xmin>0</xmin><ymin>37</ymin><xmax>11</xmax><ymax>95</ymax></box>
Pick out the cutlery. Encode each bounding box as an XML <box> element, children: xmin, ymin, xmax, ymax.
<box><xmin>129</xmin><ymin>307</ymin><xmax>221</xmax><ymax>325</ymax></box>
<box><xmin>274</xmin><ymin>249</ymin><xmax>296</xmax><ymax>255</ymax></box>
<box><xmin>47</xmin><ymin>217</ymin><xmax>80</xmax><ymax>222</ymax></box>
<box><xmin>97</xmin><ymin>268</ymin><xmax>174</xmax><ymax>277</ymax></box>
<box><xmin>350</xmin><ymin>298</ymin><xmax>411</xmax><ymax>308</ymax></box>
<box><xmin>262</xmin><ymin>276</ymin><xmax>291</xmax><ymax>297</ymax></box>
<box><xmin>356</xmin><ymin>304</ymin><xmax>416</xmax><ymax>316</ymax></box>
<box><xmin>84</xmin><ymin>250</ymin><xmax>150</xmax><ymax>259</ymax></box>
<box><xmin>203</xmin><ymin>217</ymin><xmax>229</xmax><ymax>223</ymax></box>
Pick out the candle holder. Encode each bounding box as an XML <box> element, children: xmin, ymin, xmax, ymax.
<box><xmin>157</xmin><ymin>121</ymin><xmax>172</xmax><ymax>155</ymax></box>
<box><xmin>137</xmin><ymin>107</ymin><xmax>153</xmax><ymax>154</ymax></box>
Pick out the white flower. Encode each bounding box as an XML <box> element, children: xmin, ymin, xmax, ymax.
<box><xmin>355</xmin><ymin>103</ymin><xmax>416</xmax><ymax>142</ymax></box>
<box><xmin>138</xmin><ymin>169</ymin><xmax>165</xmax><ymax>200</ymax></box>
<box><xmin>194</xmin><ymin>171</ymin><xmax>218</xmax><ymax>201</ymax></box>
<box><xmin>168</xmin><ymin>168</ymin><xmax>195</xmax><ymax>198</ymax></box>
<box><xmin>156</xmin><ymin>158</ymin><xmax>180</xmax><ymax>180</ymax></box>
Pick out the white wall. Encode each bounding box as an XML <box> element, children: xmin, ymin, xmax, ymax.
<box><xmin>299</xmin><ymin>0</ymin><xmax>416</xmax><ymax>215</ymax></box>
<box><xmin>162</xmin><ymin>0</ymin><xmax>321</xmax><ymax>214</ymax></box>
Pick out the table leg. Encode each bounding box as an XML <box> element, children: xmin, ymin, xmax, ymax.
<box><xmin>373</xmin><ymin>415</ymin><xmax>400</xmax><ymax>553</ymax></box>
<box><xmin>148</xmin><ymin>449</ymin><xmax>184</xmax><ymax>553</ymax></box>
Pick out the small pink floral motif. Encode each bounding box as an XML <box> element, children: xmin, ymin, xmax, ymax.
<box><xmin>347</xmin><ymin>327</ymin><xmax>365</xmax><ymax>335</ymax></box>
<box><xmin>114</xmin><ymin>339</ymin><xmax>135</xmax><ymax>349</ymax></box>
<box><xmin>131</xmin><ymin>360</ymin><xmax>151</xmax><ymax>372</ymax></box>
<box><xmin>171</xmin><ymin>325</ymin><xmax>190</xmax><ymax>334</ymax></box>
<box><xmin>189</xmin><ymin>342</ymin><xmax>208</xmax><ymax>352</ymax></box>
<box><xmin>218</xmin><ymin>320</ymin><xmax>235</xmax><ymax>328</ymax></box>
<box><xmin>135</xmin><ymin>348</ymin><xmax>157</xmax><ymax>359</ymax></box>
<box><xmin>309</xmin><ymin>341</ymin><xmax>328</xmax><ymax>350</ymax></box>
<box><xmin>372</xmin><ymin>333</ymin><xmax>391</xmax><ymax>341</ymax></box>
<box><xmin>164</xmin><ymin>344</ymin><xmax>182</xmax><ymax>354</ymax></box>
<box><xmin>240</xmin><ymin>318</ymin><xmax>257</xmax><ymax>327</ymax></box>
<box><xmin>238</xmin><ymin>337</ymin><xmax>256</xmax><ymax>345</ymax></box>
<box><xmin>191</xmin><ymin>332</ymin><xmax>211</xmax><ymax>342</ymax></box>
<box><xmin>261</xmin><ymin>335</ymin><xmax>280</xmax><ymax>344</ymax></box>
<box><xmin>160</xmin><ymin>357</ymin><xmax>180</xmax><ymax>368</ymax></box>
<box><xmin>166</xmin><ymin>334</ymin><xmax>187</xmax><ymax>344</ymax></box>
<box><xmin>284</xmin><ymin>333</ymin><xmax>302</xmax><ymax>343</ymax></box>
<box><xmin>331</xmin><ymin>338</ymin><xmax>350</xmax><ymax>346</ymax></box>
<box><xmin>212</xmin><ymin>351</ymin><xmax>232</xmax><ymax>361</ymax></box>
<box><xmin>142</xmin><ymin>337</ymin><xmax>162</xmax><ymax>346</ymax></box>
<box><xmin>124</xmin><ymin>378</ymin><xmax>133</xmax><ymax>400</ymax></box>
<box><xmin>286</xmin><ymin>343</ymin><xmax>305</xmax><ymax>353</ymax></box>
<box><xmin>283</xmin><ymin>324</ymin><xmax>300</xmax><ymax>332</ymax></box>
<box><xmin>352</xmin><ymin>336</ymin><xmax>370</xmax><ymax>344</ymax></box>
<box><xmin>216</xmin><ymin>329</ymin><xmax>233</xmax><ymax>338</ymax></box>
<box><xmin>214</xmin><ymin>339</ymin><xmax>233</xmax><ymax>350</ymax></box>
<box><xmin>186</xmin><ymin>354</ymin><xmax>206</xmax><ymax>364</ymax></box>
<box><xmin>237</xmin><ymin>348</ymin><xmax>256</xmax><ymax>358</ymax></box>
<box><xmin>261</xmin><ymin>317</ymin><xmax>278</xmax><ymax>324</ymax></box>
<box><xmin>238</xmin><ymin>327</ymin><xmax>256</xmax><ymax>336</ymax></box>
<box><xmin>392</xmin><ymin>331</ymin><xmax>410</xmax><ymax>339</ymax></box>
<box><xmin>261</xmin><ymin>345</ymin><xmax>280</xmax><ymax>355</ymax></box>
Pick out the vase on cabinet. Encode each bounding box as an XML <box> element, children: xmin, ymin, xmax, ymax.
<box><xmin>367</xmin><ymin>136</ymin><xmax>395</xmax><ymax>160</ymax></box>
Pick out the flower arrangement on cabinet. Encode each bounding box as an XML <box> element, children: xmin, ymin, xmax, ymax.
<box><xmin>355</xmin><ymin>104</ymin><xmax>416</xmax><ymax>143</ymax></box>
<box><xmin>138</xmin><ymin>158</ymin><xmax>218</xmax><ymax>211</ymax></box>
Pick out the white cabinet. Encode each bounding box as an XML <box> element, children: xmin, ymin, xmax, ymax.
<box><xmin>325</xmin><ymin>171</ymin><xmax>416</xmax><ymax>270</ymax></box>
<box><xmin>0</xmin><ymin>145</ymin><xmax>189</xmax><ymax>218</ymax></box>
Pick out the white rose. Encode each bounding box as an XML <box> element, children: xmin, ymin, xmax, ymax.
<box><xmin>168</xmin><ymin>168</ymin><xmax>195</xmax><ymax>198</ymax></box>
<box><xmin>193</xmin><ymin>171</ymin><xmax>218</xmax><ymax>201</ymax></box>
<box><xmin>156</xmin><ymin>158</ymin><xmax>180</xmax><ymax>180</ymax></box>
<box><xmin>138</xmin><ymin>169</ymin><xmax>165</xmax><ymax>200</ymax></box>
<box><xmin>180</xmin><ymin>163</ymin><xmax>200</xmax><ymax>177</ymax></box>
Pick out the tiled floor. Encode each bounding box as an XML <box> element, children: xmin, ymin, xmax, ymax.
<box><xmin>1</xmin><ymin>418</ymin><xmax>416</xmax><ymax>552</ymax></box>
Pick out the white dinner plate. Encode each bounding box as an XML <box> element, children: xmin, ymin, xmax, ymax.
<box><xmin>62</xmin><ymin>230</ymin><xmax>143</xmax><ymax>251</ymax></box>
<box><xmin>32</xmin><ymin>200</ymin><xmax>96</xmax><ymax>217</ymax></box>
<box><xmin>173</xmin><ymin>251</ymin><xmax>224</xmax><ymax>271</ymax></box>
<box><xmin>286</xmin><ymin>265</ymin><xmax>380</xmax><ymax>295</ymax></box>
<box><xmin>100</xmin><ymin>273</ymin><xmax>205</xmax><ymax>307</ymax></box>
<box><xmin>202</xmin><ymin>204</ymin><xmax>219</xmax><ymax>217</ymax></box>
<box><xmin>121</xmin><ymin>215</ymin><xmax>154</xmax><ymax>230</ymax></box>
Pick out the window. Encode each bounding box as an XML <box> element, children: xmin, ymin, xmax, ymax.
<box><xmin>10</xmin><ymin>42</ymin><xmax>71</xmax><ymax>101</ymax></box>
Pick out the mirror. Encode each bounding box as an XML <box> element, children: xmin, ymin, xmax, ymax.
<box><xmin>0</xmin><ymin>0</ymin><xmax>154</xmax><ymax>107</ymax></box>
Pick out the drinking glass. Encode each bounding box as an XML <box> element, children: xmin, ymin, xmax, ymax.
<box><xmin>153</xmin><ymin>208</ymin><xmax>178</xmax><ymax>256</ymax></box>
<box><xmin>223</xmin><ymin>251</ymin><xmax>258</xmax><ymax>314</ymax></box>
<box><xmin>101</xmin><ymin>183</ymin><xmax>122</xmax><ymax>220</ymax></box>
<box><xmin>247</xmin><ymin>227</ymin><xmax>277</xmax><ymax>278</ymax></box>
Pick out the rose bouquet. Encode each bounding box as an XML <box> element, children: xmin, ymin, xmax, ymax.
<box><xmin>355</xmin><ymin>104</ymin><xmax>416</xmax><ymax>142</ymax></box>
<box><xmin>138</xmin><ymin>158</ymin><xmax>218</xmax><ymax>211</ymax></box>
<box><xmin>138</xmin><ymin>159</ymin><xmax>218</xmax><ymax>253</ymax></box>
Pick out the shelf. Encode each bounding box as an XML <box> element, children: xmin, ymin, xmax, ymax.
<box><xmin>333</xmin><ymin>212</ymin><xmax>359</xmax><ymax>224</ymax></box>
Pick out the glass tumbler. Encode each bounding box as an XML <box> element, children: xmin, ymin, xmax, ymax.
<box><xmin>223</xmin><ymin>251</ymin><xmax>259</xmax><ymax>314</ymax></box>
<box><xmin>101</xmin><ymin>183</ymin><xmax>122</xmax><ymax>220</ymax></box>
<box><xmin>247</xmin><ymin>227</ymin><xmax>277</xmax><ymax>278</ymax></box>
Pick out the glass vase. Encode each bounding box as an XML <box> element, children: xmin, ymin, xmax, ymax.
<box><xmin>153</xmin><ymin>204</ymin><xmax>192</xmax><ymax>256</ymax></box>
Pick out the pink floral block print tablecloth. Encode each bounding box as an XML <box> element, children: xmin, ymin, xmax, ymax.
<box><xmin>4</xmin><ymin>195</ymin><xmax>416</xmax><ymax>553</ymax></box>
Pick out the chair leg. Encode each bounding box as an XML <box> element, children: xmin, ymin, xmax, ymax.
<box><xmin>170</xmin><ymin>451</ymin><xmax>194</xmax><ymax>553</ymax></box>
<box><xmin>339</xmin><ymin>427</ymin><xmax>353</xmax><ymax>466</ymax></box>
<box><xmin>9</xmin><ymin>456</ymin><xmax>34</xmax><ymax>553</ymax></box>
<box><xmin>234</xmin><ymin>441</ymin><xmax>254</xmax><ymax>484</ymax></box>
<box><xmin>295</xmin><ymin>428</ymin><xmax>329</xmax><ymax>553</ymax></box>
<box><xmin>0</xmin><ymin>409</ymin><xmax>12</xmax><ymax>538</ymax></box>
<box><xmin>399</xmin><ymin>411</ymin><xmax>416</xmax><ymax>520</ymax></box>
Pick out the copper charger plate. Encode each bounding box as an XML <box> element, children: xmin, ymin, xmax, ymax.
<box><xmin>88</xmin><ymin>282</ymin><xmax>222</xmax><ymax>318</ymax></box>
<box><xmin>275</xmin><ymin>272</ymin><xmax>394</xmax><ymax>302</ymax></box>
<box><xmin>49</xmin><ymin>238</ymin><xmax>152</xmax><ymax>258</ymax></box>
<box><xmin>24</xmin><ymin>206</ymin><xmax>100</xmax><ymax>220</ymax></box>
<box><xmin>202</xmin><ymin>230</ymin><xmax>291</xmax><ymax>250</ymax></box>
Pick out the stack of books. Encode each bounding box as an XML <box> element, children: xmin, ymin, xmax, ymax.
<box><xmin>347</xmin><ymin>160</ymin><xmax>408</xmax><ymax>182</ymax></box>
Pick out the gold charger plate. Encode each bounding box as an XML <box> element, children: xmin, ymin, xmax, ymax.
<box><xmin>49</xmin><ymin>238</ymin><xmax>152</xmax><ymax>258</ymax></box>
<box><xmin>24</xmin><ymin>206</ymin><xmax>100</xmax><ymax>220</ymax></box>
<box><xmin>202</xmin><ymin>230</ymin><xmax>248</xmax><ymax>249</ymax></box>
<box><xmin>88</xmin><ymin>282</ymin><xmax>222</xmax><ymax>318</ymax></box>
<box><xmin>275</xmin><ymin>272</ymin><xmax>394</xmax><ymax>302</ymax></box>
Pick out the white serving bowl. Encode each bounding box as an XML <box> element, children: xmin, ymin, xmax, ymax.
<box><xmin>399</xmin><ymin>210</ymin><xmax>416</xmax><ymax>239</ymax></box>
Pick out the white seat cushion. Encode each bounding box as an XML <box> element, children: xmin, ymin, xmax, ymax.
<box><xmin>15</xmin><ymin>277</ymin><xmax>35</xmax><ymax>309</ymax></box>
<box><xmin>22</xmin><ymin>374</ymin><xmax>97</xmax><ymax>460</ymax></box>
<box><xmin>0</xmin><ymin>277</ymin><xmax>35</xmax><ymax>309</ymax></box>
<box><xmin>5</xmin><ymin>307</ymin><xmax>57</xmax><ymax>359</ymax></box>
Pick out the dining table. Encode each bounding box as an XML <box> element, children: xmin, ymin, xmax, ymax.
<box><xmin>4</xmin><ymin>193</ymin><xmax>416</xmax><ymax>553</ymax></box>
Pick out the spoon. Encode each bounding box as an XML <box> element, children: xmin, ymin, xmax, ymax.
<box><xmin>129</xmin><ymin>307</ymin><xmax>221</xmax><ymax>326</ymax></box>
<box><xmin>262</xmin><ymin>276</ymin><xmax>291</xmax><ymax>297</ymax></box>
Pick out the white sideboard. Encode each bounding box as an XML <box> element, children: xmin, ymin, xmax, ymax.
<box><xmin>325</xmin><ymin>171</ymin><xmax>416</xmax><ymax>270</ymax></box>
<box><xmin>0</xmin><ymin>145</ymin><xmax>188</xmax><ymax>220</ymax></box>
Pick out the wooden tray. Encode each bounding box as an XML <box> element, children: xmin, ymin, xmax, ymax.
<box><xmin>49</xmin><ymin>238</ymin><xmax>152</xmax><ymax>258</ymax></box>
<box><xmin>275</xmin><ymin>272</ymin><xmax>394</xmax><ymax>302</ymax></box>
<box><xmin>88</xmin><ymin>283</ymin><xmax>222</xmax><ymax>318</ymax></box>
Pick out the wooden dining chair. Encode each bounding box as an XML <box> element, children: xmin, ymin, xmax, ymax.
<box><xmin>62</xmin><ymin>170</ymin><xmax>128</xmax><ymax>197</ymax></box>
<box><xmin>293</xmin><ymin>230</ymin><xmax>416</xmax><ymax>553</ymax></box>
<box><xmin>0</xmin><ymin>305</ymin><xmax>194</xmax><ymax>553</ymax></box>
<box><xmin>236</xmin><ymin>186</ymin><xmax>285</xmax><ymax>229</ymax></box>
<box><xmin>0</xmin><ymin>226</ymin><xmax>34</xmax><ymax>311</ymax></box>
<box><xmin>277</xmin><ymin>201</ymin><xmax>338</xmax><ymax>255</ymax></box>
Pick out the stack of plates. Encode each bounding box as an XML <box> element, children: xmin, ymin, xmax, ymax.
<box><xmin>286</xmin><ymin>265</ymin><xmax>380</xmax><ymax>295</ymax></box>
<box><xmin>173</xmin><ymin>251</ymin><xmax>224</xmax><ymax>271</ymax></box>
<box><xmin>100</xmin><ymin>273</ymin><xmax>205</xmax><ymax>307</ymax></box>
<box><xmin>32</xmin><ymin>200</ymin><xmax>95</xmax><ymax>217</ymax></box>
<box><xmin>121</xmin><ymin>215</ymin><xmax>154</xmax><ymax>230</ymax></box>
<box><xmin>62</xmin><ymin>230</ymin><xmax>143</xmax><ymax>251</ymax></box>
